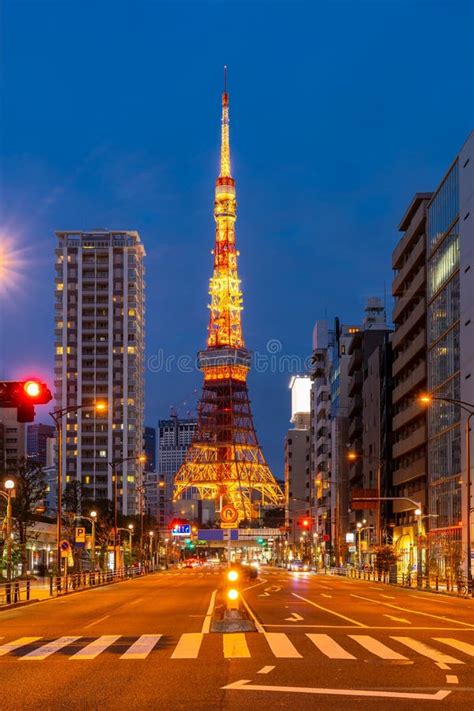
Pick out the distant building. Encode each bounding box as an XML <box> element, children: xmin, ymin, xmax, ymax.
<box><xmin>0</xmin><ymin>408</ymin><xmax>27</xmax><ymax>475</ymax></box>
<box><xmin>54</xmin><ymin>229</ymin><xmax>145</xmax><ymax>515</ymax></box>
<box><xmin>27</xmin><ymin>424</ymin><xmax>55</xmax><ymax>467</ymax></box>
<box><xmin>285</xmin><ymin>376</ymin><xmax>311</xmax><ymax>553</ymax></box>
<box><xmin>146</xmin><ymin>415</ymin><xmax>198</xmax><ymax>528</ymax></box>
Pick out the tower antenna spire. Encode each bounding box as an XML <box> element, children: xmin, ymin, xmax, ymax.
<box><xmin>224</xmin><ymin>65</ymin><xmax>227</xmax><ymax>93</ymax></box>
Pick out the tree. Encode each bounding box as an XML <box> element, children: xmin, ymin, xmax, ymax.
<box><xmin>81</xmin><ymin>498</ymin><xmax>114</xmax><ymax>571</ymax></box>
<box><xmin>63</xmin><ymin>480</ymin><xmax>84</xmax><ymax>571</ymax></box>
<box><xmin>374</xmin><ymin>545</ymin><xmax>398</xmax><ymax>575</ymax></box>
<box><xmin>11</xmin><ymin>458</ymin><xmax>47</xmax><ymax>576</ymax></box>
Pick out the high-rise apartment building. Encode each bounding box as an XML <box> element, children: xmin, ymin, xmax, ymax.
<box><xmin>27</xmin><ymin>424</ymin><xmax>55</xmax><ymax>467</ymax></box>
<box><xmin>391</xmin><ymin>193</ymin><xmax>431</xmax><ymax>571</ymax></box>
<box><xmin>285</xmin><ymin>376</ymin><xmax>311</xmax><ymax>551</ymax></box>
<box><xmin>54</xmin><ymin>229</ymin><xmax>145</xmax><ymax>515</ymax></box>
<box><xmin>144</xmin><ymin>426</ymin><xmax>156</xmax><ymax>472</ymax></box>
<box><xmin>426</xmin><ymin>132</ymin><xmax>474</xmax><ymax>575</ymax></box>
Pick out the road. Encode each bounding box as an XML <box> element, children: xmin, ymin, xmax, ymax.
<box><xmin>0</xmin><ymin>565</ymin><xmax>473</xmax><ymax>710</ymax></box>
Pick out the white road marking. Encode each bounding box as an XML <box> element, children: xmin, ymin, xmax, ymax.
<box><xmin>264</xmin><ymin>633</ymin><xmax>302</xmax><ymax>658</ymax></box>
<box><xmin>84</xmin><ymin>614</ymin><xmax>110</xmax><ymax>629</ymax></box>
<box><xmin>120</xmin><ymin>634</ymin><xmax>161</xmax><ymax>659</ymax></box>
<box><xmin>258</xmin><ymin>592</ymin><xmax>270</xmax><ymax>597</ymax></box>
<box><xmin>306</xmin><ymin>633</ymin><xmax>355</xmax><ymax>659</ymax></box>
<box><xmin>223</xmin><ymin>633</ymin><xmax>250</xmax><ymax>658</ymax></box>
<box><xmin>221</xmin><ymin>679</ymin><xmax>451</xmax><ymax>701</ymax></box>
<box><xmin>171</xmin><ymin>633</ymin><xmax>203</xmax><ymax>659</ymax></box>
<box><xmin>350</xmin><ymin>594</ymin><xmax>474</xmax><ymax>627</ymax></box>
<box><xmin>202</xmin><ymin>589</ymin><xmax>217</xmax><ymax>634</ymax></box>
<box><xmin>434</xmin><ymin>637</ymin><xmax>474</xmax><ymax>657</ymax></box>
<box><xmin>384</xmin><ymin>615</ymin><xmax>411</xmax><ymax>624</ymax></box>
<box><xmin>285</xmin><ymin>612</ymin><xmax>304</xmax><ymax>622</ymax></box>
<box><xmin>380</xmin><ymin>594</ymin><xmax>396</xmax><ymax>599</ymax></box>
<box><xmin>292</xmin><ymin>593</ymin><xmax>367</xmax><ymax>627</ymax></box>
<box><xmin>436</xmin><ymin>662</ymin><xmax>451</xmax><ymax>670</ymax></box>
<box><xmin>391</xmin><ymin>637</ymin><xmax>464</xmax><ymax>664</ymax></box>
<box><xmin>257</xmin><ymin>666</ymin><xmax>275</xmax><ymax>674</ymax></box>
<box><xmin>0</xmin><ymin>637</ymin><xmax>42</xmax><ymax>657</ymax></box>
<box><xmin>22</xmin><ymin>636</ymin><xmax>80</xmax><ymax>660</ymax></box>
<box><xmin>349</xmin><ymin>635</ymin><xmax>408</xmax><ymax>660</ymax></box>
<box><xmin>321</xmin><ymin>594</ymin><xmax>333</xmax><ymax>599</ymax></box>
<box><xmin>127</xmin><ymin>597</ymin><xmax>144</xmax><ymax>607</ymax></box>
<box><xmin>70</xmin><ymin>635</ymin><xmax>120</xmax><ymax>660</ymax></box>
<box><xmin>240</xmin><ymin>595</ymin><xmax>265</xmax><ymax>633</ymax></box>
<box><xmin>446</xmin><ymin>675</ymin><xmax>458</xmax><ymax>684</ymax></box>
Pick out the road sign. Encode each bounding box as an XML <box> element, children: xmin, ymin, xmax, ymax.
<box><xmin>172</xmin><ymin>524</ymin><xmax>191</xmax><ymax>536</ymax></box>
<box><xmin>221</xmin><ymin>505</ymin><xmax>238</xmax><ymax>525</ymax></box>
<box><xmin>60</xmin><ymin>540</ymin><xmax>71</xmax><ymax>557</ymax></box>
<box><xmin>75</xmin><ymin>526</ymin><xmax>86</xmax><ymax>544</ymax></box>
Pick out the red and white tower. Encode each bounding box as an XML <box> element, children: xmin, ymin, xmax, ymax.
<box><xmin>173</xmin><ymin>71</ymin><xmax>282</xmax><ymax>522</ymax></box>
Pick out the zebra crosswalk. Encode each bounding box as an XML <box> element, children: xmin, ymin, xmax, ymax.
<box><xmin>0</xmin><ymin>633</ymin><xmax>473</xmax><ymax>663</ymax></box>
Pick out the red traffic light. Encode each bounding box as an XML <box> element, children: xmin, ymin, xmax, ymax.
<box><xmin>0</xmin><ymin>380</ymin><xmax>52</xmax><ymax>422</ymax></box>
<box><xmin>297</xmin><ymin>517</ymin><xmax>312</xmax><ymax>528</ymax></box>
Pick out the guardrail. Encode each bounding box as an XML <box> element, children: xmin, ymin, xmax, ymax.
<box><xmin>327</xmin><ymin>567</ymin><xmax>471</xmax><ymax>596</ymax></box>
<box><xmin>0</xmin><ymin>564</ymin><xmax>152</xmax><ymax>607</ymax></box>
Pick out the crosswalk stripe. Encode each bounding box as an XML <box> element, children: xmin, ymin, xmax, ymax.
<box><xmin>349</xmin><ymin>635</ymin><xmax>408</xmax><ymax>660</ymax></box>
<box><xmin>171</xmin><ymin>633</ymin><xmax>203</xmax><ymax>659</ymax></box>
<box><xmin>21</xmin><ymin>636</ymin><xmax>80</xmax><ymax>660</ymax></box>
<box><xmin>264</xmin><ymin>633</ymin><xmax>302</xmax><ymax>658</ymax></box>
<box><xmin>70</xmin><ymin>635</ymin><xmax>120</xmax><ymax>660</ymax></box>
<box><xmin>434</xmin><ymin>638</ymin><xmax>474</xmax><ymax>657</ymax></box>
<box><xmin>390</xmin><ymin>637</ymin><xmax>464</xmax><ymax>664</ymax></box>
<box><xmin>306</xmin><ymin>634</ymin><xmax>355</xmax><ymax>659</ymax></box>
<box><xmin>223</xmin><ymin>633</ymin><xmax>250</xmax><ymax>658</ymax></box>
<box><xmin>120</xmin><ymin>635</ymin><xmax>162</xmax><ymax>660</ymax></box>
<box><xmin>0</xmin><ymin>637</ymin><xmax>42</xmax><ymax>657</ymax></box>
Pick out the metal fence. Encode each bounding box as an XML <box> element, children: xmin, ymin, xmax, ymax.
<box><xmin>328</xmin><ymin>566</ymin><xmax>471</xmax><ymax>596</ymax></box>
<box><xmin>0</xmin><ymin>564</ymin><xmax>151</xmax><ymax>607</ymax></box>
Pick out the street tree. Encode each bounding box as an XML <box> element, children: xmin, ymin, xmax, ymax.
<box><xmin>11</xmin><ymin>458</ymin><xmax>47</xmax><ymax>576</ymax></box>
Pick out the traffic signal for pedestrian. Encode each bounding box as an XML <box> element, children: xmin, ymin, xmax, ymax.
<box><xmin>0</xmin><ymin>380</ymin><xmax>52</xmax><ymax>422</ymax></box>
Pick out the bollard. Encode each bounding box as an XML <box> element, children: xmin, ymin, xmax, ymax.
<box><xmin>26</xmin><ymin>577</ymin><xmax>30</xmax><ymax>601</ymax></box>
<box><xmin>6</xmin><ymin>581</ymin><xmax>11</xmax><ymax>605</ymax></box>
<box><xmin>14</xmin><ymin>581</ymin><xmax>19</xmax><ymax>603</ymax></box>
<box><xmin>50</xmin><ymin>576</ymin><xmax>53</xmax><ymax>596</ymax></box>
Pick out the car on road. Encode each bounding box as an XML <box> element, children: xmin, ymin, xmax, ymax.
<box><xmin>288</xmin><ymin>560</ymin><xmax>309</xmax><ymax>572</ymax></box>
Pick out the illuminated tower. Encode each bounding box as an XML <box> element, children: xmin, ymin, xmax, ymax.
<box><xmin>173</xmin><ymin>71</ymin><xmax>283</xmax><ymax>522</ymax></box>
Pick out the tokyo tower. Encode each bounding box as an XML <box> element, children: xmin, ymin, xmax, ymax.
<box><xmin>173</xmin><ymin>70</ymin><xmax>283</xmax><ymax>523</ymax></box>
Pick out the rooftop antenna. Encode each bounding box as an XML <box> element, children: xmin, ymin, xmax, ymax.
<box><xmin>224</xmin><ymin>65</ymin><xmax>227</xmax><ymax>93</ymax></box>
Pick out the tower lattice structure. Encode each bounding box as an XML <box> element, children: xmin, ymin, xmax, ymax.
<box><xmin>173</xmin><ymin>72</ymin><xmax>283</xmax><ymax>522</ymax></box>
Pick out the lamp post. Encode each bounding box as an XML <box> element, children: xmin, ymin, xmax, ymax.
<box><xmin>1</xmin><ymin>479</ymin><xmax>15</xmax><ymax>580</ymax></box>
<box><xmin>109</xmin><ymin>454</ymin><xmax>146</xmax><ymax>573</ymax></box>
<box><xmin>128</xmin><ymin>524</ymin><xmax>134</xmax><ymax>563</ymax></box>
<box><xmin>419</xmin><ymin>393</ymin><xmax>474</xmax><ymax>592</ymax></box>
<box><xmin>149</xmin><ymin>531</ymin><xmax>154</xmax><ymax>566</ymax></box>
<box><xmin>50</xmin><ymin>401</ymin><xmax>106</xmax><ymax>576</ymax></box>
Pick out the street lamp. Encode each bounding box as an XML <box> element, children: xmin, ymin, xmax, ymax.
<box><xmin>109</xmin><ymin>454</ymin><xmax>146</xmax><ymax>573</ymax></box>
<box><xmin>1</xmin><ymin>479</ymin><xmax>15</xmax><ymax>580</ymax></box>
<box><xmin>128</xmin><ymin>524</ymin><xmax>134</xmax><ymax>561</ymax></box>
<box><xmin>356</xmin><ymin>522</ymin><xmax>373</xmax><ymax>568</ymax></box>
<box><xmin>90</xmin><ymin>511</ymin><xmax>97</xmax><ymax>571</ymax></box>
<box><xmin>50</xmin><ymin>401</ymin><xmax>107</xmax><ymax>576</ymax></box>
<box><xmin>418</xmin><ymin>393</ymin><xmax>474</xmax><ymax>592</ymax></box>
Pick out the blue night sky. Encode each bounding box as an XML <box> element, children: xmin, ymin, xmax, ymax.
<box><xmin>0</xmin><ymin>0</ymin><xmax>473</xmax><ymax>476</ymax></box>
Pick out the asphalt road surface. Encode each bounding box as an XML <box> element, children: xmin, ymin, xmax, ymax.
<box><xmin>1</xmin><ymin>565</ymin><xmax>473</xmax><ymax>710</ymax></box>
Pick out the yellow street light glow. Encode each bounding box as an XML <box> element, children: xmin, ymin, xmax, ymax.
<box><xmin>227</xmin><ymin>570</ymin><xmax>239</xmax><ymax>582</ymax></box>
<box><xmin>347</xmin><ymin>451</ymin><xmax>358</xmax><ymax>461</ymax></box>
<box><xmin>90</xmin><ymin>510</ymin><xmax>97</xmax><ymax>518</ymax></box>
<box><xmin>128</xmin><ymin>524</ymin><xmax>134</xmax><ymax>531</ymax></box>
<box><xmin>418</xmin><ymin>393</ymin><xmax>432</xmax><ymax>406</ymax></box>
<box><xmin>138</xmin><ymin>455</ymin><xmax>146</xmax><ymax>463</ymax></box>
<box><xmin>227</xmin><ymin>588</ymin><xmax>239</xmax><ymax>601</ymax></box>
<box><xmin>95</xmin><ymin>401</ymin><xmax>107</xmax><ymax>412</ymax></box>
<box><xmin>415</xmin><ymin>508</ymin><xmax>422</xmax><ymax>516</ymax></box>
<box><xmin>4</xmin><ymin>479</ymin><xmax>15</xmax><ymax>490</ymax></box>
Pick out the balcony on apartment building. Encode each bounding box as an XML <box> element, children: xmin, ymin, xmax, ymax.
<box><xmin>349</xmin><ymin>393</ymin><xmax>363</xmax><ymax>419</ymax></box>
<box><xmin>392</xmin><ymin>268</ymin><xmax>425</xmax><ymax>324</ymax></box>
<box><xmin>392</xmin><ymin>456</ymin><xmax>426</xmax><ymax>487</ymax></box>
<box><xmin>392</xmin><ymin>327</ymin><xmax>426</xmax><ymax>378</ymax></box>
<box><xmin>392</xmin><ymin>400</ymin><xmax>427</xmax><ymax>433</ymax></box>
<box><xmin>392</xmin><ymin>235</ymin><xmax>425</xmax><ymax>297</ymax></box>
<box><xmin>349</xmin><ymin>371</ymin><xmax>363</xmax><ymax>397</ymax></box>
<box><xmin>392</xmin><ymin>360</ymin><xmax>426</xmax><ymax>405</ymax></box>
<box><xmin>392</xmin><ymin>423</ymin><xmax>427</xmax><ymax>459</ymax></box>
<box><xmin>349</xmin><ymin>415</ymin><xmax>363</xmax><ymax>440</ymax></box>
<box><xmin>391</xmin><ymin>299</ymin><xmax>425</xmax><ymax>351</ymax></box>
<box><xmin>392</xmin><ymin>195</ymin><xmax>430</xmax><ymax>270</ymax></box>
